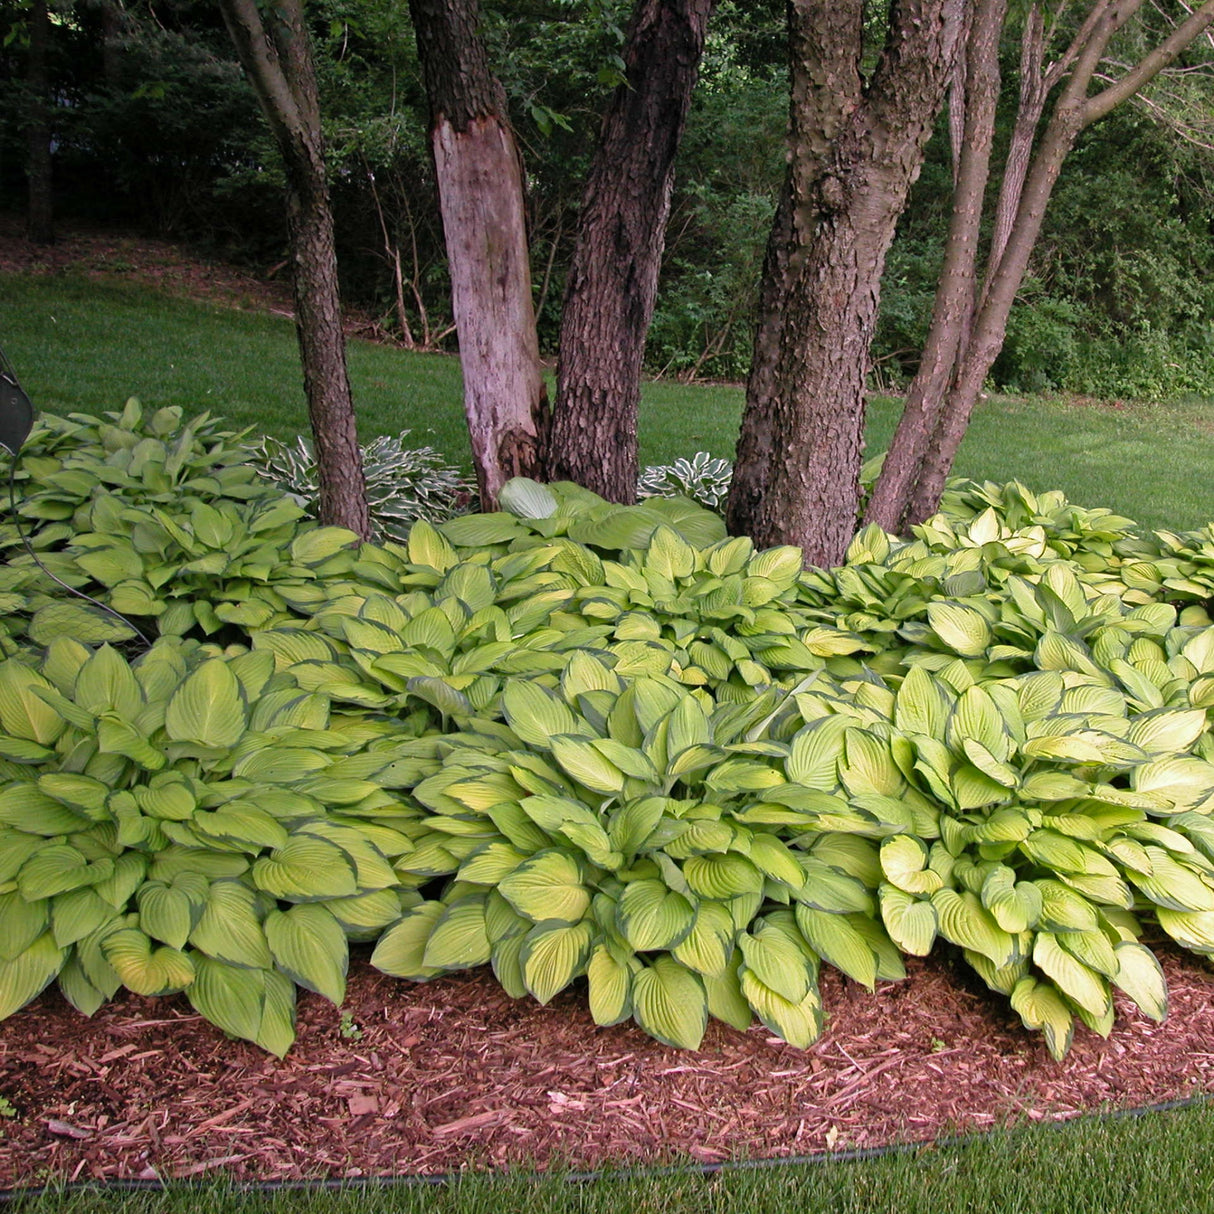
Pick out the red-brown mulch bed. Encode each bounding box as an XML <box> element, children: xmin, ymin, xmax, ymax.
<box><xmin>2</xmin><ymin>944</ymin><xmax>1213</xmax><ymax>1190</ymax></box>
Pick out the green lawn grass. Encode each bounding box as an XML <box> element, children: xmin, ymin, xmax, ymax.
<box><xmin>9</xmin><ymin>1101</ymin><xmax>1214</xmax><ymax>1213</ymax></box>
<box><xmin>4</xmin><ymin>272</ymin><xmax>1214</xmax><ymax>530</ymax></box>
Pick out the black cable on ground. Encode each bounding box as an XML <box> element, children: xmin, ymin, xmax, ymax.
<box><xmin>0</xmin><ymin>1092</ymin><xmax>1208</xmax><ymax>1204</ymax></box>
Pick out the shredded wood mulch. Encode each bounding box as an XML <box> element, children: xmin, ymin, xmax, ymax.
<box><xmin>2</xmin><ymin>943</ymin><xmax>1213</xmax><ymax>1190</ymax></box>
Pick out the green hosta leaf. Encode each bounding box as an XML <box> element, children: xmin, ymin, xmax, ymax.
<box><xmin>932</xmin><ymin>888</ymin><xmax>1018</xmax><ymax>967</ymax></box>
<box><xmin>1032</xmin><ymin>931</ymin><xmax>1111</xmax><ymax>1018</ymax></box>
<box><xmin>927</xmin><ymin>602</ymin><xmax>991</xmax><ymax>657</ymax></box>
<box><xmin>291</xmin><ymin>527</ymin><xmax>359</xmax><ymax>566</ymax></box>
<box><xmin>0</xmin><ymin>663</ymin><xmax>65</xmax><ymax>746</ymax></box>
<box><xmin>251</xmin><ymin>836</ymin><xmax>359</xmax><ymax>901</ymax></box>
<box><xmin>501</xmin><ymin>681</ymin><xmax>580</xmax><ymax>749</ymax></box>
<box><xmin>617</xmin><ymin>879</ymin><xmax>696</xmax><ymax>951</ymax></box>
<box><xmin>74</xmin><ymin>645</ymin><xmax>143</xmax><ymax>720</ymax></box>
<box><xmin>1111</xmin><ymin>940</ymin><xmax>1168</xmax><ymax>1021</ymax></box>
<box><xmin>324</xmin><ymin>889</ymin><xmax>405</xmax><ymax>940</ymax></box>
<box><xmin>370</xmin><ymin>901</ymin><xmax>445</xmax><ymax>979</ymax></box>
<box><xmin>498</xmin><ymin>850</ymin><xmax>590</xmax><ymax>925</ymax></box>
<box><xmin>795</xmin><ymin>859</ymin><xmax>875</xmax><ymax>915</ymax></box>
<box><xmin>738</xmin><ymin>967</ymin><xmax>823</xmax><ymax>1049</ymax></box>
<box><xmin>265</xmin><ymin>904</ymin><xmax>348</xmax><ymax>1004</ymax></box>
<box><xmin>0</xmin><ymin>891</ymin><xmax>48</xmax><ymax>960</ymax></box>
<box><xmin>189</xmin><ymin>880</ymin><xmax>272</xmax><ymax>969</ymax></box>
<box><xmin>423</xmin><ymin>897</ymin><xmax>491</xmax><ymax>969</ymax></box>
<box><xmin>17</xmin><ymin>844</ymin><xmax>110</xmax><ymax>900</ymax></box>
<box><xmin>499</xmin><ymin>477</ymin><xmax>558</xmax><ymax>520</ymax></box>
<box><xmin>587</xmin><ymin>943</ymin><xmax>633</xmax><ymax>1025</ymax></box>
<box><xmin>192</xmin><ymin>806</ymin><xmax>289</xmax><ymax>853</ymax></box>
<box><xmin>0</xmin><ymin>932</ymin><xmax>67</xmax><ymax>1018</ymax></box>
<box><xmin>57</xmin><ymin>954</ymin><xmax>110</xmax><ymax>1017</ymax></box>
<box><xmin>521</xmin><ymin>919</ymin><xmax>595</xmax><ymax>1004</ymax></box>
<box><xmin>879</xmin><ymin>835</ymin><xmax>942</xmax><ymax>896</ymax></box>
<box><xmin>1010</xmin><ymin>976</ymin><xmax>1073</xmax><ymax>1059</ymax></box>
<box><xmin>187</xmin><ymin>955</ymin><xmax>296</xmax><ymax>1057</ymax></box>
<box><xmin>164</xmin><ymin>659</ymin><xmax>246</xmax><ymax>749</ymax></box>
<box><xmin>0</xmin><ymin>785</ymin><xmax>90</xmax><ymax>835</ymax></box>
<box><xmin>103</xmin><ymin>927</ymin><xmax>195</xmax><ymax>996</ymax></box>
<box><xmin>632</xmin><ymin>956</ymin><xmax>707</xmax><ymax>1049</ymax></box>
<box><xmin>97</xmin><ymin>715</ymin><xmax>165</xmax><ymax>771</ymax></box>
<box><xmin>794</xmin><ymin>905</ymin><xmax>878</xmax><ymax>990</ymax></box>
<box><xmin>879</xmin><ymin>885</ymin><xmax>937</xmax><ymax>955</ymax></box>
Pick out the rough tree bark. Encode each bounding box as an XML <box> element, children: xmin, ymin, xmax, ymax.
<box><xmin>725</xmin><ymin>0</ymin><xmax>965</xmax><ymax>568</ymax></box>
<box><xmin>219</xmin><ymin>0</ymin><xmax>372</xmax><ymax>538</ymax></box>
<box><xmin>546</xmin><ymin>0</ymin><xmax>716</xmax><ymax>503</ymax></box>
<box><xmin>408</xmin><ymin>0</ymin><xmax>548</xmax><ymax>510</ymax></box>
<box><xmin>25</xmin><ymin>0</ymin><xmax>54</xmax><ymax>245</ymax></box>
<box><xmin>869</xmin><ymin>0</ymin><xmax>1214</xmax><ymax>533</ymax></box>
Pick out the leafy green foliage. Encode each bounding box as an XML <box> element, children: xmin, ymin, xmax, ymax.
<box><xmin>637</xmin><ymin>453</ymin><xmax>733</xmax><ymax>511</ymax></box>
<box><xmin>9</xmin><ymin>408</ymin><xmax>1214</xmax><ymax>1060</ymax></box>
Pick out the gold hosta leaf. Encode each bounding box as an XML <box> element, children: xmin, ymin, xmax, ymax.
<box><xmin>136</xmin><ymin>881</ymin><xmax>197</xmax><ymax>950</ymax></box>
<box><xmin>738</xmin><ymin>920</ymin><xmax>815</xmax><ymax>1004</ymax></box>
<box><xmin>17</xmin><ymin>844</ymin><xmax>111</xmax><ymax>901</ymax></box>
<box><xmin>548</xmin><ymin>737</ymin><xmax>626</xmax><ymax>795</ymax></box>
<box><xmin>794</xmin><ymin>905</ymin><xmax>878</xmax><ymax>990</ymax></box>
<box><xmin>0</xmin><ymin>932</ymin><xmax>67</xmax><ymax>1019</ymax></box>
<box><xmin>265</xmin><ymin>904</ymin><xmax>348</xmax><ymax>1004</ymax></box>
<box><xmin>671</xmin><ymin>900</ymin><xmax>735</xmax><ymax>977</ymax></box>
<box><xmin>1111</xmin><ymin>941</ymin><xmax>1168</xmax><ymax>1021</ymax></box>
<box><xmin>1131</xmin><ymin>848</ymin><xmax>1214</xmax><ymax>912</ymax></box>
<box><xmin>0</xmin><ymin>662</ymin><xmax>65</xmax><ymax>746</ymax></box>
<box><xmin>683</xmin><ymin>853</ymin><xmax>763</xmax><ymax>899</ymax></box>
<box><xmin>520</xmin><ymin>919</ymin><xmax>595</xmax><ymax>1004</ymax></box>
<box><xmin>1010</xmin><ymin>976</ymin><xmax>1073</xmax><ymax>1060</ymax></box>
<box><xmin>189</xmin><ymin>880</ymin><xmax>272</xmax><ymax>969</ymax></box>
<box><xmin>738</xmin><ymin>967</ymin><xmax>823</xmax><ymax>1049</ymax></box>
<box><xmin>747</xmin><ymin>833</ymin><xmax>806</xmax><ymax>888</ymax></box>
<box><xmin>0</xmin><ymin>785</ymin><xmax>90</xmax><ymax>836</ymax></box>
<box><xmin>187</xmin><ymin>955</ymin><xmax>296</xmax><ymax>1058</ymax></box>
<box><xmin>587</xmin><ymin>944</ymin><xmax>634</xmax><ymax>1026</ymax></box>
<box><xmin>785</xmin><ymin>717</ymin><xmax>849</xmax><ymax>790</ymax></box>
<box><xmin>617</xmin><ymin>879</ymin><xmax>696</xmax><ymax>951</ymax></box>
<box><xmin>1057</xmin><ymin>925</ymin><xmax>1119</xmax><ymax>978</ymax></box>
<box><xmin>879</xmin><ymin>885</ymin><xmax>938</xmax><ymax>956</ymax></box>
<box><xmin>1032</xmin><ymin>931</ymin><xmax>1111</xmax><ymax>1018</ymax></box>
<box><xmin>501</xmin><ymin>681</ymin><xmax>580</xmax><ymax>749</ymax></box>
<box><xmin>964</xmin><ymin>949</ymin><xmax>1030</xmax><ymax>996</ymax></box>
<box><xmin>0</xmin><ymin>892</ymin><xmax>48</xmax><ymax>960</ymax></box>
<box><xmin>1126</xmin><ymin>708</ymin><xmax>1207</xmax><ymax>757</ymax></box>
<box><xmin>102</xmin><ymin>927</ymin><xmax>195</xmax><ymax>996</ymax></box>
<box><xmin>795</xmin><ymin>859</ymin><xmax>875</xmax><ymax>916</ymax></box>
<box><xmin>927</xmin><ymin>601</ymin><xmax>991</xmax><ymax>657</ymax></box>
<box><xmin>251</xmin><ymin>836</ymin><xmax>359</xmax><ymax>901</ymax></box>
<box><xmin>321</xmin><ymin>890</ymin><xmax>409</xmax><ymax>942</ymax></box>
<box><xmin>498</xmin><ymin>850</ymin><xmax>590</xmax><ymax>925</ymax></box>
<box><xmin>164</xmin><ymin>659</ymin><xmax>247</xmax><ymax>749</ymax></box>
<box><xmin>457</xmin><ymin>841</ymin><xmax>530</xmax><ymax>886</ymax></box>
<box><xmin>370</xmin><ymin>901</ymin><xmax>446</xmax><ymax>979</ymax></box>
<box><xmin>879</xmin><ymin>834</ymin><xmax>942</xmax><ymax>896</ymax></box>
<box><xmin>931</xmin><ymin>888</ymin><xmax>1018</xmax><ymax>967</ymax></box>
<box><xmin>422</xmin><ymin>897</ymin><xmax>491</xmax><ymax>969</ymax></box>
<box><xmin>631</xmin><ymin>956</ymin><xmax>707</xmax><ymax>1049</ymax></box>
<box><xmin>608</xmin><ymin>797</ymin><xmax>669</xmax><ymax>855</ymax></box>
<box><xmin>980</xmin><ymin>866</ymin><xmax>1042</xmax><ymax>933</ymax></box>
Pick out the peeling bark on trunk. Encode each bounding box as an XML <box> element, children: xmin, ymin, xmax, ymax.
<box><xmin>409</xmin><ymin>0</ymin><xmax>548</xmax><ymax>509</ymax></box>
<box><xmin>547</xmin><ymin>0</ymin><xmax>715</xmax><ymax>503</ymax></box>
<box><xmin>726</xmin><ymin>0</ymin><xmax>964</xmax><ymax>568</ymax></box>
<box><xmin>219</xmin><ymin>0</ymin><xmax>371</xmax><ymax>539</ymax></box>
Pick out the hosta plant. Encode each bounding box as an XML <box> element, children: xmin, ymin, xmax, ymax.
<box><xmin>246</xmin><ymin>432</ymin><xmax>474</xmax><ymax>542</ymax></box>
<box><xmin>637</xmin><ymin>452</ymin><xmax>733</xmax><ymax>511</ymax></box>
<box><xmin>0</xmin><ymin>638</ymin><xmax>432</xmax><ymax>1055</ymax></box>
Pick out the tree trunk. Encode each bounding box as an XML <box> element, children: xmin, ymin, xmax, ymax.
<box><xmin>898</xmin><ymin>0</ymin><xmax>1214</xmax><ymax>526</ymax></box>
<box><xmin>25</xmin><ymin>0</ymin><xmax>54</xmax><ymax>245</ymax></box>
<box><xmin>726</xmin><ymin>0</ymin><xmax>964</xmax><ymax>568</ymax></box>
<box><xmin>546</xmin><ymin>0</ymin><xmax>715</xmax><ymax>503</ymax></box>
<box><xmin>865</xmin><ymin>0</ymin><xmax>1006</xmax><ymax>534</ymax></box>
<box><xmin>219</xmin><ymin>0</ymin><xmax>372</xmax><ymax>538</ymax></box>
<box><xmin>408</xmin><ymin>0</ymin><xmax>548</xmax><ymax>509</ymax></box>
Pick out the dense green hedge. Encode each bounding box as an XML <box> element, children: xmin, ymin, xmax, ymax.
<box><xmin>4</xmin><ymin>402</ymin><xmax>1214</xmax><ymax>1058</ymax></box>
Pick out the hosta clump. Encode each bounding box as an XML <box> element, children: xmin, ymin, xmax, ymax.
<box><xmin>0</xmin><ymin>638</ymin><xmax>431</xmax><ymax>1055</ymax></box>
<box><xmin>246</xmin><ymin>432</ymin><xmax>474</xmax><ymax>542</ymax></box>
<box><xmin>637</xmin><ymin>452</ymin><xmax>733</xmax><ymax>511</ymax></box>
<box><xmin>373</xmin><ymin>658</ymin><xmax>910</xmax><ymax>1050</ymax></box>
<box><xmin>2</xmin><ymin>400</ymin><xmax>279</xmax><ymax>558</ymax></box>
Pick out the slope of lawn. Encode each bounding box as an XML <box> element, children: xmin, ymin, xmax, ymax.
<box><xmin>4</xmin><ymin>272</ymin><xmax>1214</xmax><ymax>532</ymax></box>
